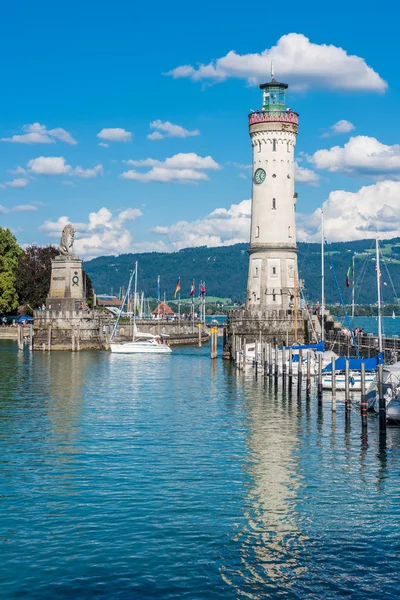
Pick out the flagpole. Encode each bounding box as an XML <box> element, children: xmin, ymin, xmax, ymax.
<box><xmin>178</xmin><ymin>284</ymin><xmax>181</xmax><ymax>332</ymax></box>
<box><xmin>351</xmin><ymin>254</ymin><xmax>355</xmax><ymax>330</ymax></box>
<box><xmin>192</xmin><ymin>282</ymin><xmax>194</xmax><ymax>333</ymax></box>
<box><xmin>157</xmin><ymin>275</ymin><xmax>160</xmax><ymax>335</ymax></box>
<box><xmin>376</xmin><ymin>236</ymin><xmax>383</xmax><ymax>354</ymax></box>
<box><xmin>321</xmin><ymin>209</ymin><xmax>325</xmax><ymax>343</ymax></box>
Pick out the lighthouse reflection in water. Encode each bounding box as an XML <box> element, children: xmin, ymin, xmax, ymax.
<box><xmin>0</xmin><ymin>342</ymin><xmax>400</xmax><ymax>599</ymax></box>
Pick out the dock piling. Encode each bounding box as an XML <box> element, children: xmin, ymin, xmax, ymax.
<box><xmin>306</xmin><ymin>353</ymin><xmax>311</xmax><ymax>397</ymax></box>
<box><xmin>331</xmin><ymin>356</ymin><xmax>336</xmax><ymax>412</ymax></box>
<box><xmin>317</xmin><ymin>354</ymin><xmax>323</xmax><ymax>404</ymax></box>
<box><xmin>378</xmin><ymin>363</ymin><xmax>386</xmax><ymax>434</ymax></box>
<box><xmin>288</xmin><ymin>348</ymin><xmax>293</xmax><ymax>391</ymax></box>
<box><xmin>297</xmin><ymin>350</ymin><xmax>303</xmax><ymax>398</ymax></box>
<box><xmin>361</xmin><ymin>362</ymin><xmax>367</xmax><ymax>429</ymax></box>
<box><xmin>345</xmin><ymin>359</ymin><xmax>350</xmax><ymax>416</ymax></box>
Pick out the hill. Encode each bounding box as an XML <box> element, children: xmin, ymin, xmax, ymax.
<box><xmin>84</xmin><ymin>237</ymin><xmax>400</xmax><ymax>305</ymax></box>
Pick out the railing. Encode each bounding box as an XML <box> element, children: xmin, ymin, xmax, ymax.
<box><xmin>248</xmin><ymin>110</ymin><xmax>299</xmax><ymax>126</ymax></box>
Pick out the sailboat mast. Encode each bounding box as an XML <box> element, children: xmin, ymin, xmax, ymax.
<box><xmin>132</xmin><ymin>261</ymin><xmax>138</xmax><ymax>339</ymax></box>
<box><xmin>351</xmin><ymin>254</ymin><xmax>355</xmax><ymax>329</ymax></box>
<box><xmin>294</xmin><ymin>270</ymin><xmax>298</xmax><ymax>341</ymax></box>
<box><xmin>376</xmin><ymin>237</ymin><xmax>383</xmax><ymax>353</ymax></box>
<box><xmin>321</xmin><ymin>209</ymin><xmax>325</xmax><ymax>343</ymax></box>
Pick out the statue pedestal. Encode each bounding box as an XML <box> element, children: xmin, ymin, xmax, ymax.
<box><xmin>46</xmin><ymin>256</ymin><xmax>86</xmax><ymax>311</ymax></box>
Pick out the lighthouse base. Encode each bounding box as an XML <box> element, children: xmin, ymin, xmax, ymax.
<box><xmin>223</xmin><ymin>308</ymin><xmax>307</xmax><ymax>360</ymax></box>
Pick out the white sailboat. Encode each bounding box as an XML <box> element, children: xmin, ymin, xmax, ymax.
<box><xmin>110</xmin><ymin>261</ymin><xmax>172</xmax><ymax>355</ymax></box>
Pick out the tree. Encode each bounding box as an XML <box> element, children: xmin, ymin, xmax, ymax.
<box><xmin>0</xmin><ymin>227</ymin><xmax>22</xmax><ymax>313</ymax></box>
<box><xmin>16</xmin><ymin>244</ymin><xmax>58</xmax><ymax>310</ymax></box>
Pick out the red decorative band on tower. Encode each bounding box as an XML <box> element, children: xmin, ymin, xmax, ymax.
<box><xmin>248</xmin><ymin>111</ymin><xmax>299</xmax><ymax>126</ymax></box>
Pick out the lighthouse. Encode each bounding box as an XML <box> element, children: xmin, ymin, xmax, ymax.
<box><xmin>246</xmin><ymin>67</ymin><xmax>299</xmax><ymax>313</ymax></box>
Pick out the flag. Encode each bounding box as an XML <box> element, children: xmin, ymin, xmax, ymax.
<box><xmin>174</xmin><ymin>277</ymin><xmax>181</xmax><ymax>298</ymax></box>
<box><xmin>189</xmin><ymin>279</ymin><xmax>195</xmax><ymax>296</ymax></box>
<box><xmin>346</xmin><ymin>264</ymin><xmax>353</xmax><ymax>288</ymax></box>
<box><xmin>376</xmin><ymin>264</ymin><xmax>382</xmax><ymax>279</ymax></box>
<box><xmin>200</xmin><ymin>282</ymin><xmax>206</xmax><ymax>296</ymax></box>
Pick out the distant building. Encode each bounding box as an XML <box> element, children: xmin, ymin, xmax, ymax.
<box><xmin>152</xmin><ymin>302</ymin><xmax>174</xmax><ymax>317</ymax></box>
<box><xmin>96</xmin><ymin>295</ymin><xmax>123</xmax><ymax>308</ymax></box>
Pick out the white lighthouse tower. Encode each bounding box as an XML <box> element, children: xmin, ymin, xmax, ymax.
<box><xmin>246</xmin><ymin>67</ymin><xmax>299</xmax><ymax>313</ymax></box>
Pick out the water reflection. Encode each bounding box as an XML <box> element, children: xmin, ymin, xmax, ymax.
<box><xmin>227</xmin><ymin>374</ymin><xmax>308</xmax><ymax>596</ymax></box>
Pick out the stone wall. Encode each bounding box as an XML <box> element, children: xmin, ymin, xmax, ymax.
<box><xmin>33</xmin><ymin>311</ymin><xmax>210</xmax><ymax>351</ymax></box>
<box><xmin>223</xmin><ymin>308</ymin><xmax>306</xmax><ymax>360</ymax></box>
<box><xmin>33</xmin><ymin>309</ymin><xmax>105</xmax><ymax>351</ymax></box>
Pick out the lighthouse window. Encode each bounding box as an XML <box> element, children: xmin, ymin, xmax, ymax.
<box><xmin>272</xmin><ymin>139</ymin><xmax>277</xmax><ymax>152</ymax></box>
<box><xmin>256</xmin><ymin>226</ymin><xmax>259</xmax><ymax>238</ymax></box>
<box><xmin>272</xmin><ymin>293</ymin><xmax>276</xmax><ymax>302</ymax></box>
<box><xmin>287</xmin><ymin>142</ymin><xmax>290</xmax><ymax>152</ymax></box>
<box><xmin>288</xmin><ymin>226</ymin><xmax>292</xmax><ymax>238</ymax></box>
<box><xmin>255</xmin><ymin>267</ymin><xmax>259</xmax><ymax>276</ymax></box>
<box><xmin>272</xmin><ymin>198</ymin><xmax>276</xmax><ymax>210</ymax></box>
<box><xmin>272</xmin><ymin>267</ymin><xmax>276</xmax><ymax>275</ymax></box>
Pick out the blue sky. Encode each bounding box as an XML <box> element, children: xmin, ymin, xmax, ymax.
<box><xmin>0</xmin><ymin>0</ymin><xmax>399</xmax><ymax>258</ymax></box>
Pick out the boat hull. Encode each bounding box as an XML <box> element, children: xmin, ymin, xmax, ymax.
<box><xmin>322</xmin><ymin>373</ymin><xmax>375</xmax><ymax>392</ymax></box>
<box><xmin>110</xmin><ymin>342</ymin><xmax>172</xmax><ymax>354</ymax></box>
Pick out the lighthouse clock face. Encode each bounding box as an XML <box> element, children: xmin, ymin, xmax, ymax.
<box><xmin>254</xmin><ymin>168</ymin><xmax>266</xmax><ymax>185</ymax></box>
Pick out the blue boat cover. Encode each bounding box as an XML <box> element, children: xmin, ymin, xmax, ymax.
<box><xmin>323</xmin><ymin>353</ymin><xmax>383</xmax><ymax>373</ymax></box>
<box><xmin>287</xmin><ymin>341</ymin><xmax>325</xmax><ymax>352</ymax></box>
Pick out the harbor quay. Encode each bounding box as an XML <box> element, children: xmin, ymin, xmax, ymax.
<box><xmin>31</xmin><ymin>311</ymin><xmax>210</xmax><ymax>351</ymax></box>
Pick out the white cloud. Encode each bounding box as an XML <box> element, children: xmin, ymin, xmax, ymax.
<box><xmin>297</xmin><ymin>181</ymin><xmax>400</xmax><ymax>242</ymax></box>
<box><xmin>122</xmin><ymin>152</ymin><xmax>220</xmax><ymax>184</ymax></box>
<box><xmin>295</xmin><ymin>162</ymin><xmax>319</xmax><ymax>185</ymax></box>
<box><xmin>0</xmin><ymin>204</ymin><xmax>38</xmax><ymax>214</ymax></box>
<box><xmin>237</xmin><ymin>173</ymin><xmax>247</xmax><ymax>179</ymax></box>
<box><xmin>310</xmin><ymin>136</ymin><xmax>400</xmax><ymax>178</ymax></box>
<box><xmin>148</xmin><ymin>120</ymin><xmax>200</xmax><ymax>140</ymax></box>
<box><xmin>28</xmin><ymin>156</ymin><xmax>72</xmax><ymax>175</ymax></box>
<box><xmin>1</xmin><ymin>122</ymin><xmax>77</xmax><ymax>145</ymax></box>
<box><xmin>8</xmin><ymin>166</ymin><xmax>27</xmax><ymax>175</ymax></box>
<box><xmin>331</xmin><ymin>120</ymin><xmax>355</xmax><ymax>134</ymax></box>
<box><xmin>152</xmin><ymin>199</ymin><xmax>251</xmax><ymax>250</ymax></box>
<box><xmin>73</xmin><ymin>164</ymin><xmax>103</xmax><ymax>178</ymax></box>
<box><xmin>166</xmin><ymin>33</ymin><xmax>387</xmax><ymax>92</ymax></box>
<box><xmin>126</xmin><ymin>153</ymin><xmax>220</xmax><ymax>170</ymax></box>
<box><xmin>25</xmin><ymin>156</ymin><xmax>103</xmax><ymax>178</ymax></box>
<box><xmin>6</xmin><ymin>178</ymin><xmax>29</xmax><ymax>188</ymax></box>
<box><xmin>121</xmin><ymin>167</ymin><xmax>209</xmax><ymax>183</ymax></box>
<box><xmin>98</xmin><ymin>142</ymin><xmax>109</xmax><ymax>148</ymax></box>
<box><xmin>147</xmin><ymin>131</ymin><xmax>164</xmax><ymax>141</ymax></box>
<box><xmin>97</xmin><ymin>128</ymin><xmax>132</xmax><ymax>142</ymax></box>
<box><xmin>39</xmin><ymin>207</ymin><xmax>143</xmax><ymax>259</ymax></box>
<box><xmin>321</xmin><ymin>119</ymin><xmax>355</xmax><ymax>137</ymax></box>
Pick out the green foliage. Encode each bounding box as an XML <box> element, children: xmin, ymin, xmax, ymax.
<box><xmin>83</xmin><ymin>237</ymin><xmax>400</xmax><ymax>306</ymax></box>
<box><xmin>16</xmin><ymin>244</ymin><xmax>59</xmax><ymax>310</ymax></box>
<box><xmin>0</xmin><ymin>227</ymin><xmax>22</xmax><ymax>313</ymax></box>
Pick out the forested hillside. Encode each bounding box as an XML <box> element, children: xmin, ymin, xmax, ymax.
<box><xmin>84</xmin><ymin>237</ymin><xmax>400</xmax><ymax>305</ymax></box>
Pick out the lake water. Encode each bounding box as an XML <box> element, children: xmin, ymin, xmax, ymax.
<box><xmin>340</xmin><ymin>316</ymin><xmax>400</xmax><ymax>337</ymax></box>
<box><xmin>1</xmin><ymin>340</ymin><xmax>400</xmax><ymax>599</ymax></box>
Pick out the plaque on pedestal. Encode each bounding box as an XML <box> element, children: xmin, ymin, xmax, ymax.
<box><xmin>46</xmin><ymin>224</ymin><xmax>86</xmax><ymax>311</ymax></box>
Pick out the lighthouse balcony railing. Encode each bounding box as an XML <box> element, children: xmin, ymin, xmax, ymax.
<box><xmin>248</xmin><ymin>110</ymin><xmax>299</xmax><ymax>126</ymax></box>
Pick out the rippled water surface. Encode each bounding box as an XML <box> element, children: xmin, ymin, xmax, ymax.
<box><xmin>1</xmin><ymin>340</ymin><xmax>400</xmax><ymax>599</ymax></box>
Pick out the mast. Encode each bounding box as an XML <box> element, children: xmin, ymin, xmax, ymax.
<box><xmin>294</xmin><ymin>270</ymin><xmax>298</xmax><ymax>342</ymax></box>
<box><xmin>178</xmin><ymin>285</ymin><xmax>181</xmax><ymax>331</ymax></box>
<box><xmin>321</xmin><ymin>209</ymin><xmax>325</xmax><ymax>343</ymax></box>
<box><xmin>157</xmin><ymin>275</ymin><xmax>160</xmax><ymax>335</ymax></box>
<box><xmin>132</xmin><ymin>260</ymin><xmax>138</xmax><ymax>340</ymax></box>
<box><xmin>376</xmin><ymin>237</ymin><xmax>383</xmax><ymax>353</ymax></box>
<box><xmin>351</xmin><ymin>254</ymin><xmax>355</xmax><ymax>329</ymax></box>
<box><xmin>110</xmin><ymin>268</ymin><xmax>135</xmax><ymax>342</ymax></box>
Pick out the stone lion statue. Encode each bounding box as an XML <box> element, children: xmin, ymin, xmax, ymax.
<box><xmin>59</xmin><ymin>224</ymin><xmax>75</xmax><ymax>256</ymax></box>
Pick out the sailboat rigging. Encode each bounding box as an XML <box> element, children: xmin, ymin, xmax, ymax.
<box><xmin>110</xmin><ymin>262</ymin><xmax>172</xmax><ymax>355</ymax></box>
